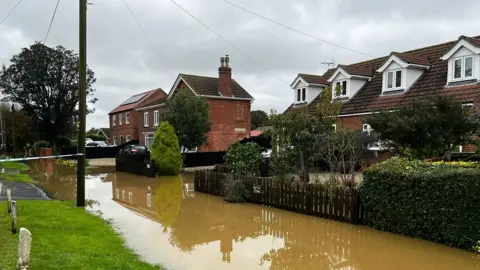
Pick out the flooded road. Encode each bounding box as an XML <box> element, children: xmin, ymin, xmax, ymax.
<box><xmin>29</xmin><ymin>161</ymin><xmax>480</xmax><ymax>270</ymax></box>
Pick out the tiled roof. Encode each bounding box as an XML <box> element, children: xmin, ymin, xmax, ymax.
<box><xmin>109</xmin><ymin>89</ymin><xmax>159</xmax><ymax>114</ymax></box>
<box><xmin>392</xmin><ymin>52</ymin><xmax>430</xmax><ymax>66</ymax></box>
<box><xmin>298</xmin><ymin>73</ymin><xmax>329</xmax><ymax>85</ymax></box>
<box><xmin>137</xmin><ymin>96</ymin><xmax>168</xmax><ymax>109</ymax></box>
<box><xmin>180</xmin><ymin>74</ymin><xmax>253</xmax><ymax>99</ymax></box>
<box><xmin>286</xmin><ymin>35</ymin><xmax>480</xmax><ymax>115</ymax></box>
<box><xmin>99</xmin><ymin>128</ymin><xmax>111</xmax><ymax>138</ymax></box>
<box><xmin>339</xmin><ymin>65</ymin><xmax>375</xmax><ymax>77</ymax></box>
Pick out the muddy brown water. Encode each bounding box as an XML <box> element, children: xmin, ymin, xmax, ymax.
<box><xmin>28</xmin><ymin>161</ymin><xmax>480</xmax><ymax>270</ymax></box>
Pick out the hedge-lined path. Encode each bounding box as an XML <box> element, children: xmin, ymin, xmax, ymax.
<box><xmin>0</xmin><ymin>181</ymin><xmax>49</xmax><ymax>201</ymax></box>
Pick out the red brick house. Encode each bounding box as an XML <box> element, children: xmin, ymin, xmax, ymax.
<box><xmin>286</xmin><ymin>35</ymin><xmax>480</xmax><ymax>152</ymax></box>
<box><xmin>114</xmin><ymin>55</ymin><xmax>253</xmax><ymax>152</ymax></box>
<box><xmin>108</xmin><ymin>88</ymin><xmax>167</xmax><ymax>145</ymax></box>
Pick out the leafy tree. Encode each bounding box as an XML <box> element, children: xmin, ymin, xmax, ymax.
<box><xmin>225</xmin><ymin>142</ymin><xmax>264</xmax><ymax>176</ymax></box>
<box><xmin>367</xmin><ymin>95</ymin><xmax>480</xmax><ymax>160</ymax></box>
<box><xmin>0</xmin><ymin>103</ymin><xmax>37</xmax><ymax>153</ymax></box>
<box><xmin>270</xmin><ymin>87</ymin><xmax>341</xmax><ymax>183</ymax></box>
<box><xmin>0</xmin><ymin>43</ymin><xmax>97</xmax><ymax>143</ymax></box>
<box><xmin>167</xmin><ymin>90</ymin><xmax>211</xmax><ymax>155</ymax></box>
<box><xmin>251</xmin><ymin>110</ymin><xmax>270</xmax><ymax>129</ymax></box>
<box><xmin>86</xmin><ymin>128</ymin><xmax>106</xmax><ymax>141</ymax></box>
<box><xmin>151</xmin><ymin>121</ymin><xmax>182</xmax><ymax>176</ymax></box>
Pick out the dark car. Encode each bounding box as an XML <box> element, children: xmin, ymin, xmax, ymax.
<box><xmin>116</xmin><ymin>144</ymin><xmax>150</xmax><ymax>163</ymax></box>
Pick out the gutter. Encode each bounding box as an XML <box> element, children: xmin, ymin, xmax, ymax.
<box><xmin>136</xmin><ymin>103</ymin><xmax>167</xmax><ymax>111</ymax></box>
<box><xmin>199</xmin><ymin>95</ymin><xmax>254</xmax><ymax>101</ymax></box>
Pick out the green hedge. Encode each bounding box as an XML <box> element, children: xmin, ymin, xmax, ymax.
<box><xmin>360</xmin><ymin>157</ymin><xmax>480</xmax><ymax>250</ymax></box>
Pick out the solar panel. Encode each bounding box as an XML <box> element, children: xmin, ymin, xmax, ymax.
<box><xmin>120</xmin><ymin>93</ymin><xmax>147</xmax><ymax>105</ymax></box>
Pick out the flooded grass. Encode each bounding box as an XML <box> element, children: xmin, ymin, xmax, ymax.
<box><xmin>27</xmin><ymin>159</ymin><xmax>480</xmax><ymax>270</ymax></box>
<box><xmin>0</xmin><ymin>200</ymin><xmax>162</xmax><ymax>269</ymax></box>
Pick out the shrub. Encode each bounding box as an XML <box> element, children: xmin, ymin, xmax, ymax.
<box><xmin>225</xmin><ymin>142</ymin><xmax>263</xmax><ymax>176</ymax></box>
<box><xmin>56</xmin><ymin>137</ymin><xmax>72</xmax><ymax>148</ymax></box>
<box><xmin>33</xmin><ymin>140</ymin><xmax>49</xmax><ymax>148</ymax></box>
<box><xmin>223</xmin><ymin>178</ymin><xmax>250</xmax><ymax>203</ymax></box>
<box><xmin>360</xmin><ymin>157</ymin><xmax>480</xmax><ymax>250</ymax></box>
<box><xmin>150</xmin><ymin>121</ymin><xmax>182</xmax><ymax>176</ymax></box>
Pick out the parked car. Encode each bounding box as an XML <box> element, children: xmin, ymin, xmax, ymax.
<box><xmin>86</xmin><ymin>141</ymin><xmax>109</xmax><ymax>147</ymax></box>
<box><xmin>117</xmin><ymin>144</ymin><xmax>150</xmax><ymax>163</ymax></box>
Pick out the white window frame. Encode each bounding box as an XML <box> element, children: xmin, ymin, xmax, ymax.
<box><xmin>119</xmin><ymin>114</ymin><xmax>123</xmax><ymax>125</ymax></box>
<box><xmin>452</xmin><ymin>55</ymin><xmax>475</xmax><ymax>81</ymax></box>
<box><xmin>113</xmin><ymin>136</ymin><xmax>118</xmax><ymax>146</ymax></box>
<box><xmin>154</xmin><ymin>110</ymin><xmax>159</xmax><ymax>126</ymax></box>
<box><xmin>385</xmin><ymin>69</ymin><xmax>403</xmax><ymax>91</ymax></box>
<box><xmin>144</xmin><ymin>112</ymin><xmax>149</xmax><ymax>127</ymax></box>
<box><xmin>146</xmin><ymin>193</ymin><xmax>152</xmax><ymax>207</ymax></box>
<box><xmin>125</xmin><ymin>112</ymin><xmax>130</xmax><ymax>124</ymax></box>
<box><xmin>126</xmin><ymin>135</ymin><xmax>131</xmax><ymax>142</ymax></box>
<box><xmin>122</xmin><ymin>190</ymin><xmax>125</xmax><ymax>200</ymax></box>
<box><xmin>333</xmin><ymin>80</ymin><xmax>348</xmax><ymax>98</ymax></box>
<box><xmin>128</xmin><ymin>192</ymin><xmax>133</xmax><ymax>203</ymax></box>
<box><xmin>363</xmin><ymin>123</ymin><xmax>372</xmax><ymax>135</ymax></box>
<box><xmin>112</xmin><ymin>115</ymin><xmax>116</xmax><ymax>126</ymax></box>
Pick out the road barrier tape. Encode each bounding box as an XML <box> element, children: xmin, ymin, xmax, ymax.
<box><xmin>0</xmin><ymin>154</ymin><xmax>84</xmax><ymax>163</ymax></box>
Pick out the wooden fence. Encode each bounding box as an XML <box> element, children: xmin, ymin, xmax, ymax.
<box><xmin>194</xmin><ymin>170</ymin><xmax>365</xmax><ymax>224</ymax></box>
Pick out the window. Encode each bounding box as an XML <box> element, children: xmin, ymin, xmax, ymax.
<box><xmin>119</xmin><ymin>114</ymin><xmax>123</xmax><ymax>125</ymax></box>
<box><xmin>297</xmin><ymin>89</ymin><xmax>301</xmax><ymax>102</ymax></box>
<box><xmin>301</xmin><ymin>88</ymin><xmax>306</xmax><ymax>101</ymax></box>
<box><xmin>128</xmin><ymin>192</ymin><xmax>133</xmax><ymax>203</ymax></box>
<box><xmin>363</xmin><ymin>123</ymin><xmax>372</xmax><ymax>135</ymax></box>
<box><xmin>332</xmin><ymin>124</ymin><xmax>336</xmax><ymax>132</ymax></box>
<box><xmin>145</xmin><ymin>134</ymin><xmax>155</xmax><ymax>150</ymax></box>
<box><xmin>125</xmin><ymin>112</ymin><xmax>130</xmax><ymax>124</ymax></box>
<box><xmin>113</xmin><ymin>136</ymin><xmax>118</xmax><ymax>146</ymax></box>
<box><xmin>335</xmin><ymin>81</ymin><xmax>347</xmax><ymax>97</ymax></box>
<box><xmin>122</xmin><ymin>190</ymin><xmax>125</xmax><ymax>200</ymax></box>
<box><xmin>115</xmin><ymin>188</ymin><xmax>119</xmax><ymax>199</ymax></box>
<box><xmin>453</xmin><ymin>56</ymin><xmax>475</xmax><ymax>80</ymax></box>
<box><xmin>154</xmin><ymin>110</ymin><xmax>159</xmax><ymax>126</ymax></box>
<box><xmin>144</xmin><ymin>112</ymin><xmax>149</xmax><ymax>127</ymax></box>
<box><xmin>386</xmin><ymin>69</ymin><xmax>402</xmax><ymax>90</ymax></box>
<box><xmin>126</xmin><ymin>135</ymin><xmax>131</xmax><ymax>142</ymax></box>
<box><xmin>112</xmin><ymin>115</ymin><xmax>116</xmax><ymax>126</ymax></box>
<box><xmin>146</xmin><ymin>193</ymin><xmax>152</xmax><ymax>208</ymax></box>
<box><xmin>120</xmin><ymin>136</ymin><xmax>124</xmax><ymax>144</ymax></box>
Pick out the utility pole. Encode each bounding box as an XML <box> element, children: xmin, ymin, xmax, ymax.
<box><xmin>11</xmin><ymin>105</ymin><xmax>15</xmax><ymax>158</ymax></box>
<box><xmin>76</xmin><ymin>0</ymin><xmax>87</xmax><ymax>207</ymax></box>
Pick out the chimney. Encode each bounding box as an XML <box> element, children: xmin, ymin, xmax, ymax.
<box><xmin>218</xmin><ymin>55</ymin><xmax>232</xmax><ymax>97</ymax></box>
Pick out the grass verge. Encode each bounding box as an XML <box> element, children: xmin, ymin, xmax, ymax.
<box><xmin>0</xmin><ymin>173</ymin><xmax>35</xmax><ymax>183</ymax></box>
<box><xmin>0</xmin><ymin>161</ymin><xmax>30</xmax><ymax>171</ymax></box>
<box><xmin>0</xmin><ymin>201</ymin><xmax>162</xmax><ymax>270</ymax></box>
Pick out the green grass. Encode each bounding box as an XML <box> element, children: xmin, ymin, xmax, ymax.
<box><xmin>0</xmin><ymin>201</ymin><xmax>162</xmax><ymax>270</ymax></box>
<box><xmin>0</xmin><ymin>161</ymin><xmax>30</xmax><ymax>171</ymax></box>
<box><xmin>0</xmin><ymin>173</ymin><xmax>35</xmax><ymax>183</ymax></box>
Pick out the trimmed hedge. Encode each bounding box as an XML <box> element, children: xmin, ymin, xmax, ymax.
<box><xmin>360</xmin><ymin>157</ymin><xmax>480</xmax><ymax>250</ymax></box>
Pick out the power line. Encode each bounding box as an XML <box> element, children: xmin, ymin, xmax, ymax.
<box><xmin>219</xmin><ymin>0</ymin><xmax>375</xmax><ymax>58</ymax></box>
<box><xmin>168</xmin><ymin>0</ymin><xmax>290</xmax><ymax>86</ymax></box>
<box><xmin>44</xmin><ymin>0</ymin><xmax>61</xmax><ymax>44</ymax></box>
<box><xmin>0</xmin><ymin>0</ymin><xmax>24</xmax><ymax>27</ymax></box>
<box><xmin>123</xmin><ymin>0</ymin><xmax>158</xmax><ymax>53</ymax></box>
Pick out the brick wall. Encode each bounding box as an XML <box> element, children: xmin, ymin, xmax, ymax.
<box><xmin>336</xmin><ymin>115</ymin><xmax>366</xmax><ymax>130</ymax></box>
<box><xmin>109</xmin><ymin>109</ymin><xmax>140</xmax><ymax>145</ymax></box>
<box><xmin>138</xmin><ymin>106</ymin><xmax>168</xmax><ymax>146</ymax></box>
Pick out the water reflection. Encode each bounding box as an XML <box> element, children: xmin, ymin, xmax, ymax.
<box><xmin>27</xmin><ymin>160</ymin><xmax>480</xmax><ymax>269</ymax></box>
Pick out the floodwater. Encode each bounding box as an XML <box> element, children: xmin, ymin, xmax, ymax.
<box><xmin>28</xmin><ymin>160</ymin><xmax>480</xmax><ymax>270</ymax></box>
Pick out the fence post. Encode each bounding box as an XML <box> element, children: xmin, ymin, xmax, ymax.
<box><xmin>17</xmin><ymin>227</ymin><xmax>32</xmax><ymax>270</ymax></box>
<box><xmin>11</xmin><ymin>200</ymin><xmax>17</xmax><ymax>233</ymax></box>
<box><xmin>306</xmin><ymin>184</ymin><xmax>312</xmax><ymax>215</ymax></box>
<box><xmin>7</xmin><ymin>188</ymin><xmax>12</xmax><ymax>213</ymax></box>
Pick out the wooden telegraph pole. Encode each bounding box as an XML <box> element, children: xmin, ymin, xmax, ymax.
<box><xmin>76</xmin><ymin>0</ymin><xmax>87</xmax><ymax>207</ymax></box>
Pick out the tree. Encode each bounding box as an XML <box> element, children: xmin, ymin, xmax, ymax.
<box><xmin>251</xmin><ymin>110</ymin><xmax>270</xmax><ymax>129</ymax></box>
<box><xmin>167</xmin><ymin>90</ymin><xmax>211</xmax><ymax>155</ymax></box>
<box><xmin>0</xmin><ymin>43</ymin><xmax>97</xmax><ymax>143</ymax></box>
<box><xmin>0</xmin><ymin>103</ymin><xmax>37</xmax><ymax>153</ymax></box>
<box><xmin>367</xmin><ymin>95</ymin><xmax>480</xmax><ymax>160</ymax></box>
<box><xmin>225</xmin><ymin>142</ymin><xmax>264</xmax><ymax>176</ymax></box>
<box><xmin>270</xmin><ymin>87</ymin><xmax>342</xmax><ymax>183</ymax></box>
<box><xmin>86</xmin><ymin>128</ymin><xmax>106</xmax><ymax>141</ymax></box>
<box><xmin>151</xmin><ymin>121</ymin><xmax>182</xmax><ymax>176</ymax></box>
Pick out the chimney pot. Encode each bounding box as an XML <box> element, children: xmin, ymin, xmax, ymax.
<box><xmin>225</xmin><ymin>55</ymin><xmax>230</xmax><ymax>67</ymax></box>
<box><xmin>220</xmin><ymin>57</ymin><xmax>225</xmax><ymax>67</ymax></box>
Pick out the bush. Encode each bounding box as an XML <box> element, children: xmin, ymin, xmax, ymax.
<box><xmin>223</xmin><ymin>178</ymin><xmax>250</xmax><ymax>203</ymax></box>
<box><xmin>56</xmin><ymin>137</ymin><xmax>72</xmax><ymax>148</ymax></box>
<box><xmin>33</xmin><ymin>140</ymin><xmax>49</xmax><ymax>148</ymax></box>
<box><xmin>360</xmin><ymin>157</ymin><xmax>480</xmax><ymax>250</ymax></box>
<box><xmin>225</xmin><ymin>142</ymin><xmax>263</xmax><ymax>176</ymax></box>
<box><xmin>150</xmin><ymin>121</ymin><xmax>182</xmax><ymax>176</ymax></box>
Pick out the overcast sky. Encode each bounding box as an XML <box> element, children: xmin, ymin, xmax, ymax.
<box><xmin>1</xmin><ymin>0</ymin><xmax>480</xmax><ymax>129</ymax></box>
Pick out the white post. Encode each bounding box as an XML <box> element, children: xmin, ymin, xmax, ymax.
<box><xmin>16</xmin><ymin>228</ymin><xmax>32</xmax><ymax>270</ymax></box>
<box><xmin>11</xmin><ymin>200</ymin><xmax>17</xmax><ymax>233</ymax></box>
<box><xmin>7</xmin><ymin>188</ymin><xmax>12</xmax><ymax>213</ymax></box>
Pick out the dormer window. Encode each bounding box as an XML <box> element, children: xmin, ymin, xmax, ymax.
<box><xmin>453</xmin><ymin>56</ymin><xmax>474</xmax><ymax>80</ymax></box>
<box><xmin>386</xmin><ymin>69</ymin><xmax>402</xmax><ymax>90</ymax></box>
<box><xmin>334</xmin><ymin>80</ymin><xmax>347</xmax><ymax>97</ymax></box>
<box><xmin>296</xmin><ymin>88</ymin><xmax>306</xmax><ymax>103</ymax></box>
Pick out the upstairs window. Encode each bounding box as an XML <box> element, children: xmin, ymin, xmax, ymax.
<box><xmin>296</xmin><ymin>88</ymin><xmax>306</xmax><ymax>103</ymax></box>
<box><xmin>112</xmin><ymin>115</ymin><xmax>116</xmax><ymax>126</ymax></box>
<box><xmin>453</xmin><ymin>56</ymin><xmax>474</xmax><ymax>80</ymax></box>
<box><xmin>386</xmin><ymin>69</ymin><xmax>402</xmax><ymax>90</ymax></box>
<box><xmin>334</xmin><ymin>80</ymin><xmax>347</xmax><ymax>97</ymax></box>
<box><xmin>125</xmin><ymin>112</ymin><xmax>130</xmax><ymax>124</ymax></box>
<box><xmin>119</xmin><ymin>114</ymin><xmax>123</xmax><ymax>125</ymax></box>
<box><xmin>144</xmin><ymin>112</ymin><xmax>149</xmax><ymax>127</ymax></box>
<box><xmin>154</xmin><ymin>110</ymin><xmax>159</xmax><ymax>126</ymax></box>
